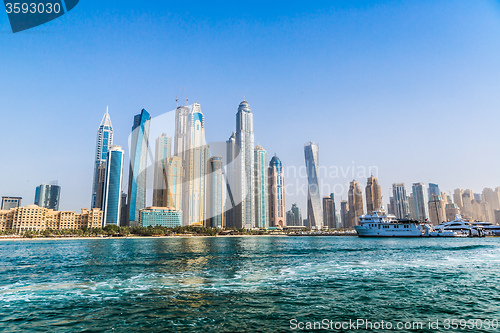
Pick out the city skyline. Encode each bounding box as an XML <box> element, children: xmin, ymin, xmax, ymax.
<box><xmin>2</xmin><ymin>1</ymin><xmax>500</xmax><ymax>214</ymax></box>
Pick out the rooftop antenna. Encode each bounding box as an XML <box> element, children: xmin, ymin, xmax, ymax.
<box><xmin>184</xmin><ymin>87</ymin><xmax>188</xmax><ymax>106</ymax></box>
<box><xmin>176</xmin><ymin>86</ymin><xmax>182</xmax><ymax>108</ymax></box>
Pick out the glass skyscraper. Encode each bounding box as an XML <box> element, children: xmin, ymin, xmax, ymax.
<box><xmin>254</xmin><ymin>146</ymin><xmax>269</xmax><ymax>229</ymax></box>
<box><xmin>412</xmin><ymin>182</ymin><xmax>430</xmax><ymax>222</ymax></box>
<box><xmin>207</xmin><ymin>156</ymin><xmax>225</xmax><ymax>228</ymax></box>
<box><xmin>128</xmin><ymin>109</ymin><xmax>151</xmax><ymax>226</ymax></box>
<box><xmin>153</xmin><ymin>133</ymin><xmax>173</xmax><ymax>207</ymax></box>
<box><xmin>304</xmin><ymin>142</ymin><xmax>323</xmax><ymax>230</ymax></box>
<box><xmin>91</xmin><ymin>107</ymin><xmax>113</xmax><ymax>209</ymax></box>
<box><xmin>103</xmin><ymin>146</ymin><xmax>124</xmax><ymax>226</ymax></box>
<box><xmin>392</xmin><ymin>183</ymin><xmax>410</xmax><ymax>219</ymax></box>
<box><xmin>34</xmin><ymin>184</ymin><xmax>61</xmax><ymax>211</ymax></box>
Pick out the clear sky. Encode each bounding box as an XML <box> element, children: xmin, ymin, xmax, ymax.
<box><xmin>1</xmin><ymin>0</ymin><xmax>500</xmax><ymax>213</ymax></box>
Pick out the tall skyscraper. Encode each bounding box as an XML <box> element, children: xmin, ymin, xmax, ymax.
<box><xmin>102</xmin><ymin>145</ymin><xmax>124</xmax><ymax>226</ymax></box>
<box><xmin>235</xmin><ymin>101</ymin><xmax>255</xmax><ymax>229</ymax></box>
<box><xmin>91</xmin><ymin>107</ymin><xmax>113</xmax><ymax>209</ymax></box>
<box><xmin>392</xmin><ymin>183</ymin><xmax>410</xmax><ymax>219</ymax></box>
<box><xmin>268</xmin><ymin>155</ymin><xmax>285</xmax><ymax>228</ymax></box>
<box><xmin>225</xmin><ymin>132</ymin><xmax>237</xmax><ymax>228</ymax></box>
<box><xmin>184</xmin><ymin>103</ymin><xmax>209</xmax><ymax>226</ymax></box>
<box><xmin>95</xmin><ymin>163</ymin><xmax>107</xmax><ymax>209</ymax></box>
<box><xmin>365</xmin><ymin>176</ymin><xmax>382</xmax><ymax>213</ymax></box>
<box><xmin>428</xmin><ymin>195</ymin><xmax>446</xmax><ymax>225</ymax></box>
<box><xmin>254</xmin><ymin>146</ymin><xmax>269</xmax><ymax>229</ymax></box>
<box><xmin>453</xmin><ymin>188</ymin><xmax>464</xmax><ymax>212</ymax></box>
<box><xmin>164</xmin><ymin>156</ymin><xmax>183</xmax><ymax>210</ymax></box>
<box><xmin>462</xmin><ymin>189</ymin><xmax>473</xmax><ymax>218</ymax></box>
<box><xmin>482</xmin><ymin>188</ymin><xmax>499</xmax><ymax>219</ymax></box>
<box><xmin>153</xmin><ymin>134</ymin><xmax>173</xmax><ymax>207</ymax></box>
<box><xmin>412</xmin><ymin>182</ymin><xmax>430</xmax><ymax>222</ymax></box>
<box><xmin>340</xmin><ymin>200</ymin><xmax>348</xmax><ymax>228</ymax></box>
<box><xmin>35</xmin><ymin>184</ymin><xmax>61</xmax><ymax>211</ymax></box>
<box><xmin>323</xmin><ymin>195</ymin><xmax>335</xmax><ymax>229</ymax></box>
<box><xmin>120</xmin><ymin>192</ymin><xmax>128</xmax><ymax>226</ymax></box>
<box><xmin>304</xmin><ymin>142</ymin><xmax>323</xmax><ymax>230</ymax></box>
<box><xmin>128</xmin><ymin>109</ymin><xmax>151</xmax><ymax>226</ymax></box>
<box><xmin>207</xmin><ymin>156</ymin><xmax>225</xmax><ymax>228</ymax></box>
<box><xmin>347</xmin><ymin>180</ymin><xmax>364</xmax><ymax>228</ymax></box>
<box><xmin>286</xmin><ymin>203</ymin><xmax>302</xmax><ymax>226</ymax></box>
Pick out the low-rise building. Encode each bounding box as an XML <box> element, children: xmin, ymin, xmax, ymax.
<box><xmin>139</xmin><ymin>207</ymin><xmax>182</xmax><ymax>228</ymax></box>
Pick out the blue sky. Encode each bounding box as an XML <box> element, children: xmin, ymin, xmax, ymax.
<box><xmin>1</xmin><ymin>0</ymin><xmax>500</xmax><ymax>212</ymax></box>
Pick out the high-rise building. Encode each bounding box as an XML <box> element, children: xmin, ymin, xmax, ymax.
<box><xmin>268</xmin><ymin>155</ymin><xmax>285</xmax><ymax>228</ymax></box>
<box><xmin>91</xmin><ymin>107</ymin><xmax>113</xmax><ymax>209</ymax></box>
<box><xmin>139</xmin><ymin>207</ymin><xmax>182</xmax><ymax>228</ymax></box>
<box><xmin>323</xmin><ymin>195</ymin><xmax>336</xmax><ymax>229</ymax></box>
<box><xmin>153</xmin><ymin>134</ymin><xmax>172</xmax><ymax>207</ymax></box>
<box><xmin>286</xmin><ymin>203</ymin><xmax>302</xmax><ymax>226</ymax></box>
<box><xmin>34</xmin><ymin>184</ymin><xmax>61</xmax><ymax>211</ymax></box>
<box><xmin>445</xmin><ymin>203</ymin><xmax>460</xmax><ymax>222</ymax></box>
<box><xmin>428</xmin><ymin>183</ymin><xmax>441</xmax><ymax>197</ymax></box>
<box><xmin>120</xmin><ymin>192</ymin><xmax>128</xmax><ymax>226</ymax></box>
<box><xmin>453</xmin><ymin>188</ymin><xmax>464</xmax><ymax>212</ymax></box>
<box><xmin>408</xmin><ymin>193</ymin><xmax>416</xmax><ymax>220</ymax></box>
<box><xmin>254</xmin><ymin>146</ymin><xmax>269</xmax><ymax>229</ymax></box>
<box><xmin>428</xmin><ymin>195</ymin><xmax>446</xmax><ymax>225</ymax></box>
<box><xmin>392</xmin><ymin>183</ymin><xmax>410</xmax><ymax>219</ymax></box>
<box><xmin>225</xmin><ymin>132</ymin><xmax>237</xmax><ymax>228</ymax></box>
<box><xmin>494</xmin><ymin>209</ymin><xmax>500</xmax><ymax>225</ymax></box>
<box><xmin>164</xmin><ymin>156</ymin><xmax>183</xmax><ymax>211</ymax></box>
<box><xmin>482</xmin><ymin>188</ymin><xmax>499</xmax><ymax>220</ymax></box>
<box><xmin>184</xmin><ymin>103</ymin><xmax>209</xmax><ymax>226</ymax></box>
<box><xmin>1</xmin><ymin>197</ymin><xmax>22</xmax><ymax>210</ymax></box>
<box><xmin>365</xmin><ymin>176</ymin><xmax>382</xmax><ymax>213</ymax></box>
<box><xmin>462</xmin><ymin>189</ymin><xmax>473</xmax><ymax>218</ymax></box>
<box><xmin>304</xmin><ymin>142</ymin><xmax>323</xmax><ymax>230</ymax></box>
<box><xmin>102</xmin><ymin>145</ymin><xmax>124</xmax><ymax>226</ymax></box>
<box><xmin>347</xmin><ymin>181</ymin><xmax>364</xmax><ymax>228</ymax></box>
<box><xmin>412</xmin><ymin>182</ymin><xmax>429</xmax><ymax>222</ymax></box>
<box><xmin>128</xmin><ymin>109</ymin><xmax>151</xmax><ymax>226</ymax></box>
<box><xmin>207</xmin><ymin>156</ymin><xmax>225</xmax><ymax>228</ymax></box>
<box><xmin>95</xmin><ymin>163</ymin><xmax>107</xmax><ymax>209</ymax></box>
<box><xmin>234</xmin><ymin>101</ymin><xmax>255</xmax><ymax>229</ymax></box>
<box><xmin>340</xmin><ymin>200</ymin><xmax>348</xmax><ymax>228</ymax></box>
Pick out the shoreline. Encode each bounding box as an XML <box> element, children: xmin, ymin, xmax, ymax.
<box><xmin>0</xmin><ymin>234</ymin><xmax>294</xmax><ymax>241</ymax></box>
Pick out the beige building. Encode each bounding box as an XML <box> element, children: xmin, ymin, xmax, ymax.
<box><xmin>365</xmin><ymin>176</ymin><xmax>382</xmax><ymax>213</ymax></box>
<box><xmin>0</xmin><ymin>205</ymin><xmax>103</xmax><ymax>232</ymax></box>
<box><xmin>428</xmin><ymin>195</ymin><xmax>446</xmax><ymax>225</ymax></box>
<box><xmin>347</xmin><ymin>180</ymin><xmax>364</xmax><ymax>228</ymax></box>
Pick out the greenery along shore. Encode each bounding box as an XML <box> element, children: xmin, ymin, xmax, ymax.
<box><xmin>0</xmin><ymin>225</ymin><xmax>286</xmax><ymax>238</ymax></box>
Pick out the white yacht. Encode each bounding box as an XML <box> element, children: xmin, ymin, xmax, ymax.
<box><xmin>471</xmin><ymin>222</ymin><xmax>500</xmax><ymax>236</ymax></box>
<box><xmin>430</xmin><ymin>216</ymin><xmax>484</xmax><ymax>237</ymax></box>
<box><xmin>355</xmin><ymin>209</ymin><xmax>433</xmax><ymax>237</ymax></box>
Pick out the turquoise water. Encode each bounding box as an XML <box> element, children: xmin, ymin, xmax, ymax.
<box><xmin>1</xmin><ymin>237</ymin><xmax>500</xmax><ymax>332</ymax></box>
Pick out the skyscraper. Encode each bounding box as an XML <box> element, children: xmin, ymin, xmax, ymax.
<box><xmin>153</xmin><ymin>134</ymin><xmax>173</xmax><ymax>207</ymax></box>
<box><xmin>128</xmin><ymin>109</ymin><xmax>151</xmax><ymax>226</ymax></box>
<box><xmin>323</xmin><ymin>195</ymin><xmax>335</xmax><ymax>229</ymax></box>
<box><xmin>340</xmin><ymin>200</ymin><xmax>348</xmax><ymax>228</ymax></box>
<box><xmin>91</xmin><ymin>107</ymin><xmax>113</xmax><ymax>209</ymax></box>
<box><xmin>428</xmin><ymin>183</ymin><xmax>441</xmax><ymax>197</ymax></box>
<box><xmin>286</xmin><ymin>203</ymin><xmax>302</xmax><ymax>226</ymax></box>
<box><xmin>412</xmin><ymin>182</ymin><xmax>430</xmax><ymax>222</ymax></box>
<box><xmin>225</xmin><ymin>132</ymin><xmax>237</xmax><ymax>228</ymax></box>
<box><xmin>268</xmin><ymin>155</ymin><xmax>285</xmax><ymax>228</ymax></box>
<box><xmin>184</xmin><ymin>103</ymin><xmax>209</xmax><ymax>226</ymax></box>
<box><xmin>462</xmin><ymin>189</ymin><xmax>473</xmax><ymax>218</ymax></box>
<box><xmin>207</xmin><ymin>156</ymin><xmax>225</xmax><ymax>228</ymax></box>
<box><xmin>365</xmin><ymin>176</ymin><xmax>382</xmax><ymax>213</ymax></box>
<box><xmin>428</xmin><ymin>195</ymin><xmax>446</xmax><ymax>225</ymax></box>
<box><xmin>347</xmin><ymin>180</ymin><xmax>364</xmax><ymax>228</ymax></box>
<box><xmin>304</xmin><ymin>142</ymin><xmax>323</xmax><ymax>230</ymax></box>
<box><xmin>392</xmin><ymin>183</ymin><xmax>410</xmax><ymax>219</ymax></box>
<box><xmin>34</xmin><ymin>184</ymin><xmax>61</xmax><ymax>211</ymax></box>
<box><xmin>102</xmin><ymin>145</ymin><xmax>124</xmax><ymax>226</ymax></box>
<box><xmin>95</xmin><ymin>163</ymin><xmax>107</xmax><ymax>209</ymax></box>
<box><xmin>453</xmin><ymin>188</ymin><xmax>464</xmax><ymax>212</ymax></box>
<box><xmin>254</xmin><ymin>146</ymin><xmax>269</xmax><ymax>229</ymax></box>
<box><xmin>235</xmin><ymin>101</ymin><xmax>255</xmax><ymax>229</ymax></box>
<box><xmin>164</xmin><ymin>156</ymin><xmax>183</xmax><ymax>211</ymax></box>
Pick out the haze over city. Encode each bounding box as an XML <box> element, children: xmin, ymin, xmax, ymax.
<box><xmin>1</xmin><ymin>0</ymin><xmax>500</xmax><ymax>212</ymax></box>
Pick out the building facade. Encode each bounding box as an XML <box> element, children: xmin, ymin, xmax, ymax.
<box><xmin>392</xmin><ymin>183</ymin><xmax>410</xmax><ymax>220</ymax></box>
<box><xmin>34</xmin><ymin>184</ymin><xmax>61</xmax><ymax>211</ymax></box>
<box><xmin>347</xmin><ymin>180</ymin><xmax>364</xmax><ymax>228</ymax></box>
<box><xmin>365</xmin><ymin>176</ymin><xmax>382</xmax><ymax>213</ymax></box>
<box><xmin>428</xmin><ymin>195</ymin><xmax>446</xmax><ymax>225</ymax></box>
<box><xmin>102</xmin><ymin>145</ymin><xmax>124</xmax><ymax>226</ymax></box>
<box><xmin>304</xmin><ymin>142</ymin><xmax>323</xmax><ymax>230</ymax></box>
<box><xmin>412</xmin><ymin>182</ymin><xmax>430</xmax><ymax>222</ymax></box>
<box><xmin>91</xmin><ymin>107</ymin><xmax>113</xmax><ymax>209</ymax></box>
<box><xmin>139</xmin><ymin>207</ymin><xmax>182</xmax><ymax>228</ymax></box>
<box><xmin>128</xmin><ymin>109</ymin><xmax>151</xmax><ymax>226</ymax></box>
<box><xmin>268</xmin><ymin>155</ymin><xmax>285</xmax><ymax>228</ymax></box>
<box><xmin>323</xmin><ymin>195</ymin><xmax>335</xmax><ymax>229</ymax></box>
<box><xmin>153</xmin><ymin>133</ymin><xmax>173</xmax><ymax>207</ymax></box>
<box><xmin>1</xmin><ymin>197</ymin><xmax>22</xmax><ymax>210</ymax></box>
<box><xmin>207</xmin><ymin>156</ymin><xmax>225</xmax><ymax>228</ymax></box>
<box><xmin>254</xmin><ymin>146</ymin><xmax>269</xmax><ymax>229</ymax></box>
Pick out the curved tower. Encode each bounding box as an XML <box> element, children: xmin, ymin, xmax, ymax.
<box><xmin>304</xmin><ymin>142</ymin><xmax>323</xmax><ymax>230</ymax></box>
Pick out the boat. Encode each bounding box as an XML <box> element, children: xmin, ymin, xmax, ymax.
<box><xmin>430</xmin><ymin>216</ymin><xmax>485</xmax><ymax>237</ymax></box>
<box><xmin>471</xmin><ymin>222</ymin><xmax>500</xmax><ymax>236</ymax></box>
<box><xmin>355</xmin><ymin>209</ymin><xmax>433</xmax><ymax>237</ymax></box>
